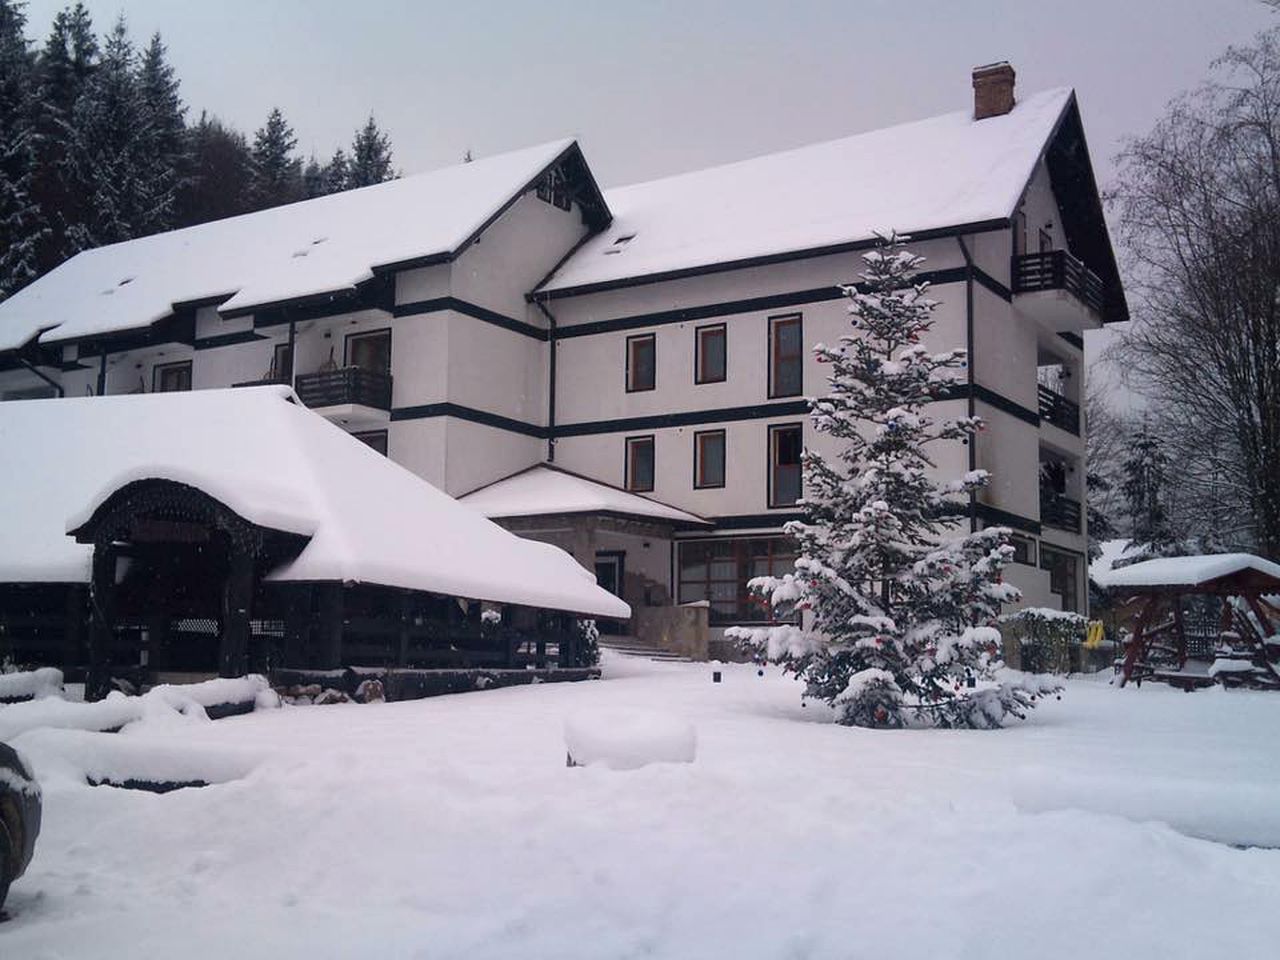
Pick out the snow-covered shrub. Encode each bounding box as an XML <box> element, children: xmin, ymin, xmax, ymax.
<box><xmin>577</xmin><ymin>618</ymin><xmax>601</xmax><ymax>667</ymax></box>
<box><xmin>729</xmin><ymin>234</ymin><xmax>1061</xmax><ymax>728</ymax></box>
<box><xmin>999</xmin><ymin>608</ymin><xmax>1087</xmax><ymax>674</ymax></box>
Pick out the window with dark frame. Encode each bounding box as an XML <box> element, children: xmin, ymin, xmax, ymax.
<box><xmin>1009</xmin><ymin>533</ymin><xmax>1036</xmax><ymax>566</ymax></box>
<box><xmin>352</xmin><ymin>430</ymin><xmax>388</xmax><ymax>456</ymax></box>
<box><xmin>768</xmin><ymin>315</ymin><xmax>803</xmax><ymax>398</ymax></box>
<box><xmin>273</xmin><ymin>342</ymin><xmax>293</xmax><ymax>381</ymax></box>
<box><xmin>346</xmin><ymin>329</ymin><xmax>391</xmax><ymax>373</ymax></box>
<box><xmin>153</xmin><ymin>360</ymin><xmax>192</xmax><ymax>393</ymax></box>
<box><xmin>625</xmin><ymin>435</ymin><xmax>655</xmax><ymax>492</ymax></box>
<box><xmin>769</xmin><ymin>423</ymin><xmax>802</xmax><ymax>507</ymax></box>
<box><xmin>626</xmin><ymin>333</ymin><xmax>656</xmax><ymax>392</ymax></box>
<box><xmin>694</xmin><ymin>430</ymin><xmax>726</xmax><ymax>489</ymax></box>
<box><xmin>678</xmin><ymin>537</ymin><xmax>797</xmax><ymax>624</ymax></box>
<box><xmin>1038</xmin><ymin>227</ymin><xmax>1053</xmax><ymax>253</ymax></box>
<box><xmin>695</xmin><ymin>324</ymin><xmax>726</xmax><ymax>384</ymax></box>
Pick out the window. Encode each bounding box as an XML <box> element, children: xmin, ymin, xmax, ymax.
<box><xmin>626</xmin><ymin>334</ymin><xmax>656</xmax><ymax>392</ymax></box>
<box><xmin>536</xmin><ymin>168</ymin><xmax>572</xmax><ymax>210</ymax></box>
<box><xmin>1039</xmin><ymin>227</ymin><xmax>1053</xmax><ymax>253</ymax></box>
<box><xmin>273</xmin><ymin>342</ymin><xmax>293</xmax><ymax>381</ymax></box>
<box><xmin>1009</xmin><ymin>533</ymin><xmax>1036</xmax><ymax>566</ymax></box>
<box><xmin>346</xmin><ymin>329</ymin><xmax>391</xmax><ymax>373</ymax></box>
<box><xmin>153</xmin><ymin>360</ymin><xmax>192</xmax><ymax>393</ymax></box>
<box><xmin>1040</xmin><ymin>545</ymin><xmax>1080</xmax><ymax>613</ymax></box>
<box><xmin>769</xmin><ymin>423</ymin><xmax>802</xmax><ymax>507</ymax></box>
<box><xmin>694</xmin><ymin>430</ymin><xmax>726</xmax><ymax>489</ymax></box>
<box><xmin>695</xmin><ymin>324</ymin><xmax>726</xmax><ymax>384</ymax></box>
<box><xmin>678</xmin><ymin>537</ymin><xmax>796</xmax><ymax>624</ymax></box>
<box><xmin>352</xmin><ymin>430</ymin><xmax>388</xmax><ymax>456</ymax></box>
<box><xmin>625</xmin><ymin>435</ymin><xmax>655</xmax><ymax>492</ymax></box>
<box><xmin>1014</xmin><ymin>209</ymin><xmax>1028</xmax><ymax>257</ymax></box>
<box><xmin>768</xmin><ymin>315</ymin><xmax>803</xmax><ymax>398</ymax></box>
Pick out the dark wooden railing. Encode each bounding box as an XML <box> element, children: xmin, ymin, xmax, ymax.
<box><xmin>294</xmin><ymin>366</ymin><xmax>392</xmax><ymax>411</ymax></box>
<box><xmin>1013</xmin><ymin>251</ymin><xmax>1105</xmax><ymax>316</ymax></box>
<box><xmin>1037</xmin><ymin>385</ymin><xmax>1080</xmax><ymax>435</ymax></box>
<box><xmin>231</xmin><ymin>376</ymin><xmax>291</xmax><ymax>389</ymax></box>
<box><xmin>1040</xmin><ymin>492</ymin><xmax>1082</xmax><ymax>533</ymax></box>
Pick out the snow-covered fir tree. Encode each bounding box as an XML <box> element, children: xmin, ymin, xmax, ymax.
<box><xmin>728</xmin><ymin>234</ymin><xmax>1059</xmax><ymax>729</ymax></box>
<box><xmin>135</xmin><ymin>32</ymin><xmax>186</xmax><ymax>234</ymax></box>
<box><xmin>1117</xmin><ymin>420</ymin><xmax>1191</xmax><ymax>562</ymax></box>
<box><xmin>249</xmin><ymin>107</ymin><xmax>302</xmax><ymax>208</ymax></box>
<box><xmin>0</xmin><ymin>0</ymin><xmax>45</xmax><ymax>299</ymax></box>
<box><xmin>347</xmin><ymin>115</ymin><xmax>395</xmax><ymax>188</ymax></box>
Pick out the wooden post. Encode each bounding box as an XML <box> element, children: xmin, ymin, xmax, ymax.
<box><xmin>282</xmin><ymin>585</ymin><xmax>309</xmax><ymax>668</ymax></box>
<box><xmin>219</xmin><ymin>547</ymin><xmax>253</xmax><ymax>678</ymax></box>
<box><xmin>86</xmin><ymin>544</ymin><xmax>116</xmax><ymax>702</ymax></box>
<box><xmin>1172</xmin><ymin>593</ymin><xmax>1187</xmax><ymax>669</ymax></box>
<box><xmin>1119</xmin><ymin>595</ymin><xmax>1156</xmax><ymax>687</ymax></box>
<box><xmin>318</xmin><ymin>583</ymin><xmax>344</xmax><ymax>669</ymax></box>
<box><xmin>62</xmin><ymin>584</ymin><xmax>86</xmax><ymax>676</ymax></box>
<box><xmin>397</xmin><ymin>592</ymin><xmax>410</xmax><ymax>668</ymax></box>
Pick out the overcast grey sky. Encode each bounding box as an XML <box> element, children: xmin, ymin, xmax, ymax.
<box><xmin>18</xmin><ymin>0</ymin><xmax>1278</xmax><ymax>190</ymax></box>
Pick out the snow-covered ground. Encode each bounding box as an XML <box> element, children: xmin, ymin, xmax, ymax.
<box><xmin>4</xmin><ymin>655</ymin><xmax>1279</xmax><ymax>959</ymax></box>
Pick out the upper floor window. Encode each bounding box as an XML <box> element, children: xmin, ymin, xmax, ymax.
<box><xmin>695</xmin><ymin>324</ymin><xmax>726</xmax><ymax>384</ymax></box>
<box><xmin>768</xmin><ymin>315</ymin><xmax>803</xmax><ymax>398</ymax></box>
<box><xmin>153</xmin><ymin>360</ymin><xmax>192</xmax><ymax>393</ymax></box>
<box><xmin>626</xmin><ymin>333</ymin><xmax>656</xmax><ymax>392</ymax></box>
<box><xmin>1038</xmin><ymin>227</ymin><xmax>1053</xmax><ymax>253</ymax></box>
<box><xmin>625</xmin><ymin>435</ymin><xmax>655</xmax><ymax>492</ymax></box>
<box><xmin>273</xmin><ymin>342</ymin><xmax>293</xmax><ymax>381</ymax></box>
<box><xmin>346</xmin><ymin>329</ymin><xmax>391</xmax><ymax>374</ymax></box>
<box><xmin>769</xmin><ymin>423</ymin><xmax>802</xmax><ymax>507</ymax></box>
<box><xmin>535</xmin><ymin>167</ymin><xmax>572</xmax><ymax>211</ymax></box>
<box><xmin>694</xmin><ymin>429</ymin><xmax>726</xmax><ymax>489</ymax></box>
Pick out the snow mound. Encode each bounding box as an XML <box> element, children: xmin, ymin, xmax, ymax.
<box><xmin>0</xmin><ymin>666</ymin><xmax>64</xmax><ymax>702</ymax></box>
<box><xmin>564</xmin><ymin>708</ymin><xmax>696</xmax><ymax>770</ymax></box>
<box><xmin>1011</xmin><ymin>768</ymin><xmax>1280</xmax><ymax>849</ymax></box>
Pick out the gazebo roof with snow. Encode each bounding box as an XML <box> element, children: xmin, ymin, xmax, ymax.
<box><xmin>0</xmin><ymin>387</ymin><xmax>628</xmax><ymax>619</ymax></box>
<box><xmin>460</xmin><ymin>464</ymin><xmax>709</xmax><ymax>527</ymax></box>
<box><xmin>1102</xmin><ymin>554</ymin><xmax>1280</xmax><ymax>596</ymax></box>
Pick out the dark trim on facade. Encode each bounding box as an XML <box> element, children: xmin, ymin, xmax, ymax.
<box><xmin>193</xmin><ymin>329</ymin><xmax>270</xmax><ymax>351</ymax></box>
<box><xmin>971</xmin><ymin>268</ymin><xmax>1012</xmax><ymax>301</ymax></box>
<box><xmin>973</xmin><ymin>502</ymin><xmax>1041</xmax><ymax>535</ymax></box>
<box><xmin>702</xmin><ymin>512</ymin><xmax>805</xmax><ymax>532</ymax></box>
<box><xmin>392</xmin><ymin>297</ymin><xmax>548</xmax><ymax>341</ymax></box>
<box><xmin>555</xmin><ymin>399</ymin><xmax>810</xmax><ymax>438</ymax></box>
<box><xmin>1057</xmin><ymin>331</ymin><xmax>1084</xmax><ymax>350</ymax></box>
<box><xmin>535</xmin><ymin>219</ymin><xmax>1011</xmax><ymax>300</ymax></box>
<box><xmin>939</xmin><ymin>382</ymin><xmax>1041</xmax><ymax>428</ymax></box>
<box><xmin>390</xmin><ymin>403</ymin><xmax>548</xmax><ymax>439</ymax></box>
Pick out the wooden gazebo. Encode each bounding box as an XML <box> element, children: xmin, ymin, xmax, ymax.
<box><xmin>1106</xmin><ymin>554</ymin><xmax>1280</xmax><ymax>690</ymax></box>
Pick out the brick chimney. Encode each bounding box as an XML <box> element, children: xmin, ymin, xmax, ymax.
<box><xmin>972</xmin><ymin>62</ymin><xmax>1016</xmax><ymax>120</ymax></box>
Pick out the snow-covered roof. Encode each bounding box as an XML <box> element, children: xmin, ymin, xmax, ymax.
<box><xmin>539</xmin><ymin>88</ymin><xmax>1075</xmax><ymax>294</ymax></box>
<box><xmin>1101</xmin><ymin>554</ymin><xmax>1280</xmax><ymax>590</ymax></box>
<box><xmin>0</xmin><ymin>140</ymin><xmax>579</xmax><ymax>352</ymax></box>
<box><xmin>460</xmin><ymin>465</ymin><xmax>708</xmax><ymax>526</ymax></box>
<box><xmin>0</xmin><ymin>388</ymin><xmax>629</xmax><ymax>619</ymax></box>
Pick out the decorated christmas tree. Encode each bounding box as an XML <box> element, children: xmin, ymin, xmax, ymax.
<box><xmin>729</xmin><ymin>234</ymin><xmax>1059</xmax><ymax>728</ymax></box>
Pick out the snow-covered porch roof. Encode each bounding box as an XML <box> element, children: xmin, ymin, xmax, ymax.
<box><xmin>0</xmin><ymin>387</ymin><xmax>629</xmax><ymax>619</ymax></box>
<box><xmin>1101</xmin><ymin>554</ymin><xmax>1280</xmax><ymax>594</ymax></box>
<box><xmin>460</xmin><ymin>464</ymin><xmax>709</xmax><ymax>528</ymax></box>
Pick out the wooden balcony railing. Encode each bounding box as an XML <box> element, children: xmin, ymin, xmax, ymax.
<box><xmin>1040</xmin><ymin>492</ymin><xmax>1082</xmax><ymax>533</ymax></box>
<box><xmin>1037</xmin><ymin>385</ymin><xmax>1080</xmax><ymax>435</ymax></box>
<box><xmin>1013</xmin><ymin>251</ymin><xmax>1105</xmax><ymax>316</ymax></box>
<box><xmin>293</xmin><ymin>366</ymin><xmax>392</xmax><ymax>411</ymax></box>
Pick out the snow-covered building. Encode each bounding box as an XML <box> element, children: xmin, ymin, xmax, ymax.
<box><xmin>0</xmin><ymin>64</ymin><xmax>1124</xmax><ymax>655</ymax></box>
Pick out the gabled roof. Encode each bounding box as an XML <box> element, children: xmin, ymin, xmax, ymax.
<box><xmin>0</xmin><ymin>387</ymin><xmax>629</xmax><ymax>619</ymax></box>
<box><xmin>460</xmin><ymin>464</ymin><xmax>709</xmax><ymax>526</ymax></box>
<box><xmin>1101</xmin><ymin>554</ymin><xmax>1280</xmax><ymax>592</ymax></box>
<box><xmin>537</xmin><ymin>88</ymin><xmax>1106</xmax><ymax>297</ymax></box>
<box><xmin>0</xmin><ymin>140</ymin><xmax>608</xmax><ymax>353</ymax></box>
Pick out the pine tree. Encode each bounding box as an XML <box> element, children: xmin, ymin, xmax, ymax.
<box><xmin>175</xmin><ymin>112</ymin><xmax>252</xmax><ymax>226</ymax></box>
<box><xmin>0</xmin><ymin>0</ymin><xmax>45</xmax><ymax>299</ymax></box>
<box><xmin>347</xmin><ymin>114</ymin><xmax>395</xmax><ymax>188</ymax></box>
<box><xmin>31</xmin><ymin>1</ymin><xmax>97</xmax><ymax>272</ymax></box>
<box><xmin>323</xmin><ymin>147</ymin><xmax>349</xmax><ymax>194</ymax></box>
<box><xmin>248</xmin><ymin>107</ymin><xmax>302</xmax><ymax>209</ymax></box>
<box><xmin>728</xmin><ymin>235</ymin><xmax>1059</xmax><ymax>728</ymax></box>
<box><xmin>1119</xmin><ymin>421</ymin><xmax>1180</xmax><ymax>561</ymax></box>
<box><xmin>135</xmin><ymin>32</ymin><xmax>186</xmax><ymax>234</ymax></box>
<box><xmin>64</xmin><ymin>15</ymin><xmax>149</xmax><ymax>250</ymax></box>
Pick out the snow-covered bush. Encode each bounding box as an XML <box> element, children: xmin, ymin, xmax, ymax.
<box><xmin>729</xmin><ymin>234</ymin><xmax>1061</xmax><ymax>728</ymax></box>
<box><xmin>577</xmin><ymin>618</ymin><xmax>601</xmax><ymax>667</ymax></box>
<box><xmin>999</xmin><ymin>607</ymin><xmax>1087</xmax><ymax>674</ymax></box>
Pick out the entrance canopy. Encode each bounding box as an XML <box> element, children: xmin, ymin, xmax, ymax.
<box><xmin>0</xmin><ymin>387</ymin><xmax>628</xmax><ymax>619</ymax></box>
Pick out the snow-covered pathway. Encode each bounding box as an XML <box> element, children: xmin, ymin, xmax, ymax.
<box><xmin>4</xmin><ymin>657</ymin><xmax>1278</xmax><ymax>959</ymax></box>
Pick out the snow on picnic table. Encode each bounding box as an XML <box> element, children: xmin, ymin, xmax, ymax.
<box><xmin>4</xmin><ymin>657</ymin><xmax>1279</xmax><ymax>960</ymax></box>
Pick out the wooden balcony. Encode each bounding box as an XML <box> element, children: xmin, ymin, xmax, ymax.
<box><xmin>1040</xmin><ymin>492</ymin><xmax>1082</xmax><ymax>533</ymax></box>
<box><xmin>294</xmin><ymin>366</ymin><xmax>392</xmax><ymax>412</ymax></box>
<box><xmin>1037</xmin><ymin>385</ymin><xmax>1080</xmax><ymax>435</ymax></box>
<box><xmin>1013</xmin><ymin>251</ymin><xmax>1105</xmax><ymax>324</ymax></box>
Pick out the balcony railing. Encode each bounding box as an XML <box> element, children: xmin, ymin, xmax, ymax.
<box><xmin>1013</xmin><ymin>251</ymin><xmax>1105</xmax><ymax>316</ymax></box>
<box><xmin>1037</xmin><ymin>385</ymin><xmax>1080</xmax><ymax>435</ymax></box>
<box><xmin>1040</xmin><ymin>492</ymin><xmax>1082</xmax><ymax>533</ymax></box>
<box><xmin>294</xmin><ymin>366</ymin><xmax>392</xmax><ymax>411</ymax></box>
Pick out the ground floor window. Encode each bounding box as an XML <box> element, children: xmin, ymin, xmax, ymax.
<box><xmin>678</xmin><ymin>536</ymin><xmax>796</xmax><ymax>624</ymax></box>
<box><xmin>1040</xmin><ymin>544</ymin><xmax>1080</xmax><ymax>612</ymax></box>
